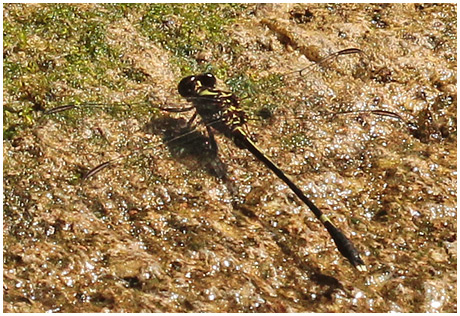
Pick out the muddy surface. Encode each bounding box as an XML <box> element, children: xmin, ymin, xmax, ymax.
<box><xmin>3</xmin><ymin>3</ymin><xmax>456</xmax><ymax>312</ymax></box>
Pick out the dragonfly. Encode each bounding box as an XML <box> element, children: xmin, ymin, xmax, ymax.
<box><xmin>43</xmin><ymin>48</ymin><xmax>408</xmax><ymax>271</ymax></box>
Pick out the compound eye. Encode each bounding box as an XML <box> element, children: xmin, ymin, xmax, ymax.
<box><xmin>178</xmin><ymin>75</ymin><xmax>197</xmax><ymax>97</ymax></box>
<box><xmin>197</xmin><ymin>73</ymin><xmax>216</xmax><ymax>89</ymax></box>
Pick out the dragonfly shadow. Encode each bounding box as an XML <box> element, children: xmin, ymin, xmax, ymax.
<box><xmin>144</xmin><ymin>115</ymin><xmax>229</xmax><ymax>181</ymax></box>
<box><xmin>235</xmin><ymin>204</ymin><xmax>345</xmax><ymax>294</ymax></box>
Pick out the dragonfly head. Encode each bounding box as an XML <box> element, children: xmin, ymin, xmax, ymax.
<box><xmin>178</xmin><ymin>73</ymin><xmax>217</xmax><ymax>98</ymax></box>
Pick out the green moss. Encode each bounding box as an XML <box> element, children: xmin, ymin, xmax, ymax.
<box><xmin>4</xmin><ymin>4</ymin><xmax>122</xmax><ymax>132</ymax></box>
<box><xmin>138</xmin><ymin>4</ymin><xmax>246</xmax><ymax>74</ymax></box>
<box><xmin>3</xmin><ymin>3</ymin><xmax>247</xmax><ymax>137</ymax></box>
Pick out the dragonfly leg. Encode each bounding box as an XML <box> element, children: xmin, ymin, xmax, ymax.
<box><xmin>158</xmin><ymin>105</ymin><xmax>196</xmax><ymax>113</ymax></box>
<box><xmin>205</xmin><ymin>125</ymin><xmax>219</xmax><ymax>154</ymax></box>
<box><xmin>187</xmin><ymin>112</ymin><xmax>198</xmax><ymax>128</ymax></box>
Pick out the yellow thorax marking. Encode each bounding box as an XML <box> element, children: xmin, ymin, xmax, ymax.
<box><xmin>198</xmin><ymin>88</ymin><xmax>232</xmax><ymax>98</ymax></box>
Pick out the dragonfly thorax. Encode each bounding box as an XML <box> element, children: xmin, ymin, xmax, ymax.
<box><xmin>178</xmin><ymin>73</ymin><xmax>248</xmax><ymax>135</ymax></box>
